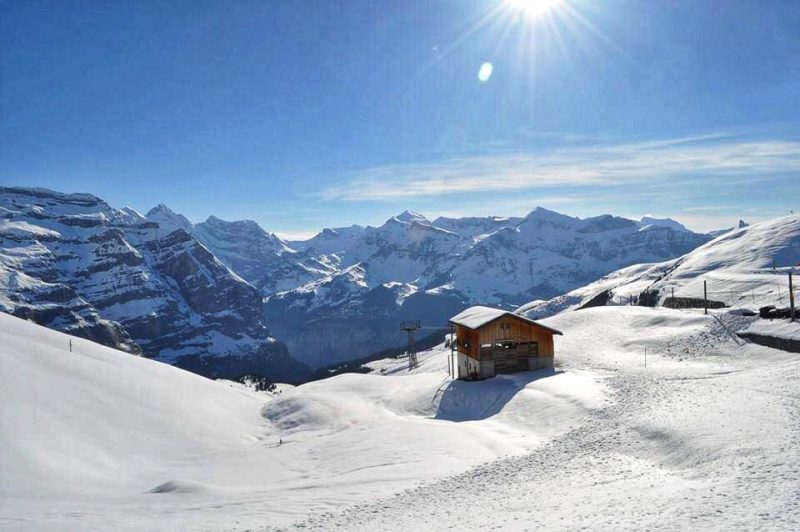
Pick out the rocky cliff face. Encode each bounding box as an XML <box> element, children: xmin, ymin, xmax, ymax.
<box><xmin>0</xmin><ymin>187</ymin><xmax>308</xmax><ymax>381</ymax></box>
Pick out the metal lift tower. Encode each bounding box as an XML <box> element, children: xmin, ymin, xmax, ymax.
<box><xmin>400</xmin><ymin>320</ymin><xmax>420</xmax><ymax>370</ymax></box>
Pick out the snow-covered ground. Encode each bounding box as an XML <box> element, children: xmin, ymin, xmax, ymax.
<box><xmin>4</xmin><ymin>299</ymin><xmax>800</xmax><ymax>530</ymax></box>
<box><xmin>0</xmin><ymin>311</ymin><xmax>603</xmax><ymax>531</ymax></box>
<box><xmin>291</xmin><ymin>306</ymin><xmax>800</xmax><ymax>531</ymax></box>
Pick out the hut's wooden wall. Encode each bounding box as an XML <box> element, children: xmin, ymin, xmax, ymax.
<box><xmin>477</xmin><ymin>315</ymin><xmax>555</xmax><ymax>357</ymax></box>
<box><xmin>455</xmin><ymin>325</ymin><xmax>480</xmax><ymax>360</ymax></box>
<box><xmin>455</xmin><ymin>315</ymin><xmax>555</xmax><ymax>361</ymax></box>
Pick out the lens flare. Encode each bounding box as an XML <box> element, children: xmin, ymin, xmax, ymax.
<box><xmin>478</xmin><ymin>62</ymin><xmax>494</xmax><ymax>82</ymax></box>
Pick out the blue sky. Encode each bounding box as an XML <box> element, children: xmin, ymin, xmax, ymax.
<box><xmin>1</xmin><ymin>0</ymin><xmax>799</xmax><ymax>237</ymax></box>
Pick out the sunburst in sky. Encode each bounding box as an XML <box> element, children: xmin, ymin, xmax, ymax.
<box><xmin>2</xmin><ymin>0</ymin><xmax>799</xmax><ymax>235</ymax></box>
<box><xmin>505</xmin><ymin>0</ymin><xmax>563</xmax><ymax>20</ymax></box>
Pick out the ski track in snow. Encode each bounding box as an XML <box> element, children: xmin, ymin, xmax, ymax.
<box><xmin>273</xmin><ymin>310</ymin><xmax>800</xmax><ymax>531</ymax></box>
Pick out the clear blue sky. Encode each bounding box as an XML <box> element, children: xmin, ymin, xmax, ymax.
<box><xmin>1</xmin><ymin>0</ymin><xmax>799</xmax><ymax>236</ymax></box>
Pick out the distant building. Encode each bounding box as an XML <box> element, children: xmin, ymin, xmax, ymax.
<box><xmin>449</xmin><ymin>306</ymin><xmax>562</xmax><ymax>380</ymax></box>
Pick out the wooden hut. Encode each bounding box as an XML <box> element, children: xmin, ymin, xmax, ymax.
<box><xmin>449</xmin><ymin>306</ymin><xmax>562</xmax><ymax>380</ymax></box>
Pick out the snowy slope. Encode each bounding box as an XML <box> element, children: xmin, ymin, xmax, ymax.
<box><xmin>6</xmin><ymin>292</ymin><xmax>800</xmax><ymax>530</ymax></box>
<box><xmin>1</xmin><ymin>308</ymin><xmax>604</xmax><ymax>531</ymax></box>
<box><xmin>520</xmin><ymin>213</ymin><xmax>800</xmax><ymax>319</ymax></box>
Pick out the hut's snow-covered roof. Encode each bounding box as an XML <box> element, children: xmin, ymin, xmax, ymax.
<box><xmin>449</xmin><ymin>306</ymin><xmax>563</xmax><ymax>335</ymax></box>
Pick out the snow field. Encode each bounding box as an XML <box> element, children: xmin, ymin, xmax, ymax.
<box><xmin>5</xmin><ymin>302</ymin><xmax>800</xmax><ymax>531</ymax></box>
<box><xmin>295</xmin><ymin>307</ymin><xmax>800</xmax><ymax>530</ymax></box>
<box><xmin>1</xmin><ymin>311</ymin><xmax>605</xmax><ymax>531</ymax></box>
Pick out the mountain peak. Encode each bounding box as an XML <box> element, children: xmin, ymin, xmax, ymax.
<box><xmin>146</xmin><ymin>204</ymin><xmax>193</xmax><ymax>231</ymax></box>
<box><xmin>521</xmin><ymin>207</ymin><xmax>576</xmax><ymax>226</ymax></box>
<box><xmin>640</xmin><ymin>216</ymin><xmax>690</xmax><ymax>233</ymax></box>
<box><xmin>147</xmin><ymin>203</ymin><xmax>176</xmax><ymax>216</ymax></box>
<box><xmin>393</xmin><ymin>210</ymin><xmax>429</xmax><ymax>224</ymax></box>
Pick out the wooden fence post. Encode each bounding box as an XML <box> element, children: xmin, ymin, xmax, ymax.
<box><xmin>704</xmin><ymin>280</ymin><xmax>708</xmax><ymax>315</ymax></box>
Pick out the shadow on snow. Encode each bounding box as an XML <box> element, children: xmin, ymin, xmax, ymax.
<box><xmin>434</xmin><ymin>368</ymin><xmax>561</xmax><ymax>422</ymax></box>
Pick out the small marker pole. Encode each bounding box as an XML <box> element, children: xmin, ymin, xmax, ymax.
<box><xmin>790</xmin><ymin>271</ymin><xmax>796</xmax><ymax>323</ymax></box>
<box><xmin>69</xmin><ymin>339</ymin><xmax>72</xmax><ymax>353</ymax></box>
<box><xmin>704</xmin><ymin>280</ymin><xmax>708</xmax><ymax>315</ymax></box>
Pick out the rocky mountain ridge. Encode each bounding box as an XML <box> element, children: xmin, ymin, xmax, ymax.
<box><xmin>0</xmin><ymin>187</ymin><xmax>308</xmax><ymax>381</ymax></box>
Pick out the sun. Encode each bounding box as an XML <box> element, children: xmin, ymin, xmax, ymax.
<box><xmin>505</xmin><ymin>0</ymin><xmax>563</xmax><ymax>19</ymax></box>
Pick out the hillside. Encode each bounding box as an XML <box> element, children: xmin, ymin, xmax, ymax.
<box><xmin>0</xmin><ymin>309</ymin><xmax>604</xmax><ymax>530</ymax></box>
<box><xmin>6</xmin><ymin>294</ymin><xmax>800</xmax><ymax>529</ymax></box>
<box><xmin>519</xmin><ymin>213</ymin><xmax>800</xmax><ymax>319</ymax></box>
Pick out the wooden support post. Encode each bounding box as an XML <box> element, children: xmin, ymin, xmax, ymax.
<box><xmin>704</xmin><ymin>280</ymin><xmax>708</xmax><ymax>315</ymax></box>
<box><xmin>790</xmin><ymin>271</ymin><xmax>796</xmax><ymax>323</ymax></box>
<box><xmin>450</xmin><ymin>324</ymin><xmax>456</xmax><ymax>379</ymax></box>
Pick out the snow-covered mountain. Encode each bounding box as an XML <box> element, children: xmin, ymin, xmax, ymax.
<box><xmin>266</xmin><ymin>208</ymin><xmax>711</xmax><ymax>368</ymax></box>
<box><xmin>0</xmin><ymin>185</ymin><xmax>714</xmax><ymax>372</ymax></box>
<box><xmin>518</xmin><ymin>213</ymin><xmax>800</xmax><ymax>319</ymax></box>
<box><xmin>0</xmin><ymin>187</ymin><xmax>308</xmax><ymax>381</ymax></box>
<box><xmin>146</xmin><ymin>205</ymin><xmax>338</xmax><ymax>295</ymax></box>
<box><xmin>432</xmin><ymin>215</ymin><xmax>523</xmax><ymax>239</ymax></box>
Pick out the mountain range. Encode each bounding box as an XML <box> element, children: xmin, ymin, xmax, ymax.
<box><xmin>0</xmin><ymin>187</ymin><xmax>307</xmax><ymax>381</ymax></box>
<box><xmin>0</xmin><ymin>186</ymin><xmax>718</xmax><ymax>376</ymax></box>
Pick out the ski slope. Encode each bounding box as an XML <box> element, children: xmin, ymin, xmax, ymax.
<box><xmin>0</xmin><ymin>311</ymin><xmax>604</xmax><ymax>531</ymax></box>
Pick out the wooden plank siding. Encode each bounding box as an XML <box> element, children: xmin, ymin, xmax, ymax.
<box><xmin>455</xmin><ymin>325</ymin><xmax>481</xmax><ymax>359</ymax></box>
<box><xmin>455</xmin><ymin>315</ymin><xmax>555</xmax><ymax>361</ymax></box>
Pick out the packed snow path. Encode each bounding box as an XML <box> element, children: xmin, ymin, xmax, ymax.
<box><xmin>279</xmin><ymin>308</ymin><xmax>800</xmax><ymax>531</ymax></box>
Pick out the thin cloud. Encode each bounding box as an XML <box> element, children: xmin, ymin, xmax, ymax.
<box><xmin>320</xmin><ymin>135</ymin><xmax>800</xmax><ymax>201</ymax></box>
